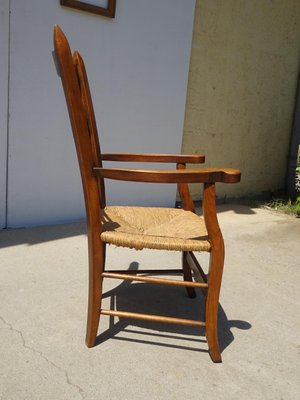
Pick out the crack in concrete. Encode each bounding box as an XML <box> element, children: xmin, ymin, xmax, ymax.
<box><xmin>0</xmin><ymin>316</ymin><xmax>85</xmax><ymax>399</ymax></box>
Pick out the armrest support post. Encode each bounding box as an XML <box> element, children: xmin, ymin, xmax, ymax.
<box><xmin>176</xmin><ymin>163</ymin><xmax>196</xmax><ymax>213</ymax></box>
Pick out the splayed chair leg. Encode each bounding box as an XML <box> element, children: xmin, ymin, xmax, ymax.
<box><xmin>202</xmin><ymin>182</ymin><xmax>224</xmax><ymax>362</ymax></box>
<box><xmin>205</xmin><ymin>297</ymin><xmax>222</xmax><ymax>363</ymax></box>
<box><xmin>205</xmin><ymin>250</ymin><xmax>223</xmax><ymax>363</ymax></box>
<box><xmin>85</xmin><ymin>242</ymin><xmax>106</xmax><ymax>347</ymax></box>
<box><xmin>182</xmin><ymin>251</ymin><xmax>196</xmax><ymax>298</ymax></box>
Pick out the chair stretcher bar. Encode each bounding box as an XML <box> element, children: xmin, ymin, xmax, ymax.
<box><xmin>100</xmin><ymin>309</ymin><xmax>206</xmax><ymax>327</ymax></box>
<box><xmin>101</xmin><ymin>272</ymin><xmax>208</xmax><ymax>288</ymax></box>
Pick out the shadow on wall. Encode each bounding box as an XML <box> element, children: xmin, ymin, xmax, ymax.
<box><xmin>95</xmin><ymin>262</ymin><xmax>252</xmax><ymax>355</ymax></box>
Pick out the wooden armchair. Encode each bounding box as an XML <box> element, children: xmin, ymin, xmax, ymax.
<box><xmin>53</xmin><ymin>25</ymin><xmax>241</xmax><ymax>363</ymax></box>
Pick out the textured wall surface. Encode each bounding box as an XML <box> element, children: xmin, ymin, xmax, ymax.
<box><xmin>182</xmin><ymin>0</ymin><xmax>300</xmax><ymax>200</ymax></box>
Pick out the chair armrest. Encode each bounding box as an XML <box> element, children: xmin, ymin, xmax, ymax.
<box><xmin>101</xmin><ymin>153</ymin><xmax>205</xmax><ymax>164</ymax></box>
<box><xmin>93</xmin><ymin>167</ymin><xmax>241</xmax><ymax>184</ymax></box>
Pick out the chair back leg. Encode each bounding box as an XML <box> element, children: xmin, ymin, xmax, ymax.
<box><xmin>85</xmin><ymin>241</ymin><xmax>106</xmax><ymax>347</ymax></box>
<box><xmin>182</xmin><ymin>252</ymin><xmax>196</xmax><ymax>298</ymax></box>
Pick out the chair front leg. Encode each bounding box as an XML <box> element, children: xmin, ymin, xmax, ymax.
<box><xmin>203</xmin><ymin>182</ymin><xmax>225</xmax><ymax>362</ymax></box>
<box><xmin>205</xmin><ymin>248</ymin><xmax>224</xmax><ymax>363</ymax></box>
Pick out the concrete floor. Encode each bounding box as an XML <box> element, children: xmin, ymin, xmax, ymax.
<box><xmin>0</xmin><ymin>205</ymin><xmax>299</xmax><ymax>400</ymax></box>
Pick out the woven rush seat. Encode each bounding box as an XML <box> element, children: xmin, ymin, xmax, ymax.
<box><xmin>101</xmin><ymin>206</ymin><xmax>211</xmax><ymax>252</ymax></box>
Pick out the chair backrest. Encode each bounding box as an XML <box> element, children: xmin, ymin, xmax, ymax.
<box><xmin>53</xmin><ymin>25</ymin><xmax>106</xmax><ymax>226</ymax></box>
<box><xmin>73</xmin><ymin>50</ymin><xmax>106</xmax><ymax>208</ymax></box>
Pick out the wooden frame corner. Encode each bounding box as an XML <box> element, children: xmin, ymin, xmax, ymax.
<box><xmin>60</xmin><ymin>0</ymin><xmax>116</xmax><ymax>18</ymax></box>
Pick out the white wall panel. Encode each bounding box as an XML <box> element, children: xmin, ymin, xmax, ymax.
<box><xmin>0</xmin><ymin>0</ymin><xmax>10</xmax><ymax>228</ymax></box>
<box><xmin>7</xmin><ymin>0</ymin><xmax>196</xmax><ymax>227</ymax></box>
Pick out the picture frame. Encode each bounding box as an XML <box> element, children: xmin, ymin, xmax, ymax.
<box><xmin>60</xmin><ymin>0</ymin><xmax>116</xmax><ymax>18</ymax></box>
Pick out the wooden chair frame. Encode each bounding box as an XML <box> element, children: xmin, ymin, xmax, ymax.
<box><xmin>53</xmin><ymin>25</ymin><xmax>241</xmax><ymax>362</ymax></box>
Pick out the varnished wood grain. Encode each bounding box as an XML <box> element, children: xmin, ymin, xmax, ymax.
<box><xmin>101</xmin><ymin>272</ymin><xmax>208</xmax><ymax>288</ymax></box>
<box><xmin>105</xmin><ymin>269</ymin><xmax>184</xmax><ymax>275</ymax></box>
<box><xmin>186</xmin><ymin>251</ymin><xmax>207</xmax><ymax>284</ymax></box>
<box><xmin>54</xmin><ymin>25</ymin><xmax>241</xmax><ymax>362</ymax></box>
<box><xmin>203</xmin><ymin>183</ymin><xmax>225</xmax><ymax>362</ymax></box>
<box><xmin>54</xmin><ymin>25</ymin><xmax>104</xmax><ymax>348</ymax></box>
<box><xmin>74</xmin><ymin>51</ymin><xmax>106</xmax><ymax>208</ymax></box>
<box><xmin>101</xmin><ymin>153</ymin><xmax>205</xmax><ymax>163</ymax></box>
<box><xmin>177</xmin><ymin>163</ymin><xmax>196</xmax><ymax>212</ymax></box>
<box><xmin>94</xmin><ymin>166</ymin><xmax>241</xmax><ymax>184</ymax></box>
<box><xmin>100</xmin><ymin>309</ymin><xmax>206</xmax><ymax>327</ymax></box>
<box><xmin>182</xmin><ymin>251</ymin><xmax>197</xmax><ymax>298</ymax></box>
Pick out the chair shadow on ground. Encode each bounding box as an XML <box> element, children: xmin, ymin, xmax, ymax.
<box><xmin>95</xmin><ymin>262</ymin><xmax>251</xmax><ymax>355</ymax></box>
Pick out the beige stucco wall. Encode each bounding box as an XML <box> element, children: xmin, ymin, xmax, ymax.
<box><xmin>182</xmin><ymin>0</ymin><xmax>300</xmax><ymax>200</ymax></box>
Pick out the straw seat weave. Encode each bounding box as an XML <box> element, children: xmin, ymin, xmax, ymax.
<box><xmin>100</xmin><ymin>206</ymin><xmax>211</xmax><ymax>252</ymax></box>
